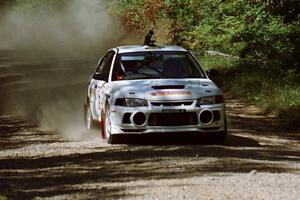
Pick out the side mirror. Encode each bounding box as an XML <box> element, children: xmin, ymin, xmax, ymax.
<box><xmin>206</xmin><ymin>69</ymin><xmax>219</xmax><ymax>80</ymax></box>
<box><xmin>93</xmin><ymin>73</ymin><xmax>108</xmax><ymax>81</ymax></box>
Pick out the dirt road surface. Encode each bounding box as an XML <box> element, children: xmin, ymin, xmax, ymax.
<box><xmin>0</xmin><ymin>50</ymin><xmax>299</xmax><ymax>200</ymax></box>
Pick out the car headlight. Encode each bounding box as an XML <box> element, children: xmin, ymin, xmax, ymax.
<box><xmin>196</xmin><ymin>95</ymin><xmax>224</xmax><ymax>106</ymax></box>
<box><xmin>115</xmin><ymin>98</ymin><xmax>148</xmax><ymax>107</ymax></box>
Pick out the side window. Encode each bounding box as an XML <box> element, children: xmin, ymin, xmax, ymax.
<box><xmin>96</xmin><ymin>51</ymin><xmax>115</xmax><ymax>74</ymax></box>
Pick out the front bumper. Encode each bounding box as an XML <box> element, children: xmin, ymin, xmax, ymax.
<box><xmin>109</xmin><ymin>101</ymin><xmax>226</xmax><ymax>135</ymax></box>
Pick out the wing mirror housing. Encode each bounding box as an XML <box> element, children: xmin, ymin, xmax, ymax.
<box><xmin>93</xmin><ymin>73</ymin><xmax>108</xmax><ymax>82</ymax></box>
<box><xmin>206</xmin><ymin>69</ymin><xmax>219</xmax><ymax>80</ymax></box>
<box><xmin>206</xmin><ymin>69</ymin><xmax>223</xmax><ymax>87</ymax></box>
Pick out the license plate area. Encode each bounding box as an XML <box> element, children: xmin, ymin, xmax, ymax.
<box><xmin>148</xmin><ymin>112</ymin><xmax>198</xmax><ymax>126</ymax></box>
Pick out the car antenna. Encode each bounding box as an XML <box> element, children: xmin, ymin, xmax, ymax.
<box><xmin>143</xmin><ymin>30</ymin><xmax>156</xmax><ymax>47</ymax></box>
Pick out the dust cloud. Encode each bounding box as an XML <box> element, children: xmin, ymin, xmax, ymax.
<box><xmin>0</xmin><ymin>0</ymin><xmax>119</xmax><ymax>55</ymax></box>
<box><xmin>0</xmin><ymin>0</ymin><xmax>123</xmax><ymax>140</ymax></box>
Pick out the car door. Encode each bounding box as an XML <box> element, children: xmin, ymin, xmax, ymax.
<box><xmin>90</xmin><ymin>50</ymin><xmax>115</xmax><ymax>120</ymax></box>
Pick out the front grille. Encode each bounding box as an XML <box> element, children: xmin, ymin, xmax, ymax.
<box><xmin>148</xmin><ymin>112</ymin><xmax>198</xmax><ymax>126</ymax></box>
<box><xmin>151</xmin><ymin>101</ymin><xmax>193</xmax><ymax>107</ymax></box>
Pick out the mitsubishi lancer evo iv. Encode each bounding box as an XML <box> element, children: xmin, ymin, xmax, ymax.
<box><xmin>84</xmin><ymin>45</ymin><xmax>227</xmax><ymax>144</ymax></box>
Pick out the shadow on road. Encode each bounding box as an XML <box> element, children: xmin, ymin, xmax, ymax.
<box><xmin>1</xmin><ymin>114</ymin><xmax>299</xmax><ymax>199</ymax></box>
<box><xmin>114</xmin><ymin>133</ymin><xmax>260</xmax><ymax>147</ymax></box>
<box><xmin>1</xmin><ymin>51</ymin><xmax>299</xmax><ymax>199</ymax></box>
<box><xmin>0</xmin><ymin>142</ymin><xmax>299</xmax><ymax>199</ymax></box>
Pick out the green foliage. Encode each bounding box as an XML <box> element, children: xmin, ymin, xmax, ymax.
<box><xmin>12</xmin><ymin>0</ymin><xmax>67</xmax><ymax>15</ymax></box>
<box><xmin>0</xmin><ymin>0</ymin><xmax>11</xmax><ymax>6</ymax></box>
<box><xmin>210</xmin><ymin>59</ymin><xmax>300</xmax><ymax>129</ymax></box>
<box><xmin>251</xmin><ymin>82</ymin><xmax>300</xmax><ymax>129</ymax></box>
<box><xmin>0</xmin><ymin>0</ymin><xmax>13</xmax><ymax>14</ymax></box>
<box><xmin>236</xmin><ymin>3</ymin><xmax>300</xmax><ymax>69</ymax></box>
<box><xmin>116</xmin><ymin>0</ymin><xmax>300</xmax><ymax>68</ymax></box>
<box><xmin>2</xmin><ymin>0</ymin><xmax>299</xmax><ymax>128</ymax></box>
<box><xmin>199</xmin><ymin>55</ymin><xmax>237</xmax><ymax>71</ymax></box>
<box><xmin>0</xmin><ymin>194</ymin><xmax>7</xmax><ymax>200</ymax></box>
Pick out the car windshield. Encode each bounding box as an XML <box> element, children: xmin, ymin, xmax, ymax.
<box><xmin>112</xmin><ymin>51</ymin><xmax>206</xmax><ymax>81</ymax></box>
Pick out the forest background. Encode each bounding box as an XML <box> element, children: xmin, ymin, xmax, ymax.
<box><xmin>0</xmin><ymin>0</ymin><xmax>299</xmax><ymax>129</ymax></box>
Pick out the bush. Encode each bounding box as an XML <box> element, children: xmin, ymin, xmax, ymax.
<box><xmin>12</xmin><ymin>0</ymin><xmax>67</xmax><ymax>15</ymax></box>
<box><xmin>116</xmin><ymin>0</ymin><xmax>299</xmax><ymax>68</ymax></box>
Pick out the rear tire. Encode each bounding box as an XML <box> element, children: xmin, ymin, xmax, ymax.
<box><xmin>85</xmin><ymin>103</ymin><xmax>97</xmax><ymax>130</ymax></box>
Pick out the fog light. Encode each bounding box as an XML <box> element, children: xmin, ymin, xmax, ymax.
<box><xmin>132</xmin><ymin>112</ymin><xmax>147</xmax><ymax>126</ymax></box>
<box><xmin>199</xmin><ymin>110</ymin><xmax>213</xmax><ymax>125</ymax></box>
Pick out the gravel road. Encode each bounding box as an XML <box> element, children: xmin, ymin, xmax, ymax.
<box><xmin>0</xmin><ymin>50</ymin><xmax>299</xmax><ymax>200</ymax></box>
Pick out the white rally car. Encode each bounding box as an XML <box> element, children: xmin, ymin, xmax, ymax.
<box><xmin>84</xmin><ymin>45</ymin><xmax>227</xmax><ymax>144</ymax></box>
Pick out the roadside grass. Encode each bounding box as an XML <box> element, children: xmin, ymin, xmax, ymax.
<box><xmin>0</xmin><ymin>194</ymin><xmax>7</xmax><ymax>200</ymax></box>
<box><xmin>199</xmin><ymin>55</ymin><xmax>237</xmax><ymax>71</ymax></box>
<box><xmin>199</xmin><ymin>55</ymin><xmax>300</xmax><ymax>131</ymax></box>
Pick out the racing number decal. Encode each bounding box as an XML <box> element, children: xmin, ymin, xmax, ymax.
<box><xmin>95</xmin><ymin>82</ymin><xmax>106</xmax><ymax>117</ymax></box>
<box><xmin>89</xmin><ymin>79</ymin><xmax>105</xmax><ymax>119</ymax></box>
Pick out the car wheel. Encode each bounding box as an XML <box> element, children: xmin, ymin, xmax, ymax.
<box><xmin>103</xmin><ymin>103</ymin><xmax>119</xmax><ymax>144</ymax></box>
<box><xmin>85</xmin><ymin>103</ymin><xmax>97</xmax><ymax>130</ymax></box>
<box><xmin>213</xmin><ymin>130</ymin><xmax>227</xmax><ymax>145</ymax></box>
<box><xmin>213</xmin><ymin>117</ymin><xmax>227</xmax><ymax>145</ymax></box>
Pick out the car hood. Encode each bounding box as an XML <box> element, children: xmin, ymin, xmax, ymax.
<box><xmin>109</xmin><ymin>79</ymin><xmax>221</xmax><ymax>100</ymax></box>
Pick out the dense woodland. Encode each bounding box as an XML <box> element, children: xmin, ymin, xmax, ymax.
<box><xmin>116</xmin><ymin>0</ymin><xmax>300</xmax><ymax>128</ymax></box>
<box><xmin>1</xmin><ymin>0</ymin><xmax>299</xmax><ymax>128</ymax></box>
<box><xmin>117</xmin><ymin>0</ymin><xmax>299</xmax><ymax>68</ymax></box>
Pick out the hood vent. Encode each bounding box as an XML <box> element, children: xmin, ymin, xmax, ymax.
<box><xmin>152</xmin><ymin>85</ymin><xmax>185</xmax><ymax>90</ymax></box>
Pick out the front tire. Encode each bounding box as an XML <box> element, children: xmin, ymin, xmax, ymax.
<box><xmin>213</xmin><ymin>130</ymin><xmax>227</xmax><ymax>144</ymax></box>
<box><xmin>213</xmin><ymin>117</ymin><xmax>227</xmax><ymax>144</ymax></box>
<box><xmin>103</xmin><ymin>103</ymin><xmax>119</xmax><ymax>144</ymax></box>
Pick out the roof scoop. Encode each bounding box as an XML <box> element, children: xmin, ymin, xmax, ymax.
<box><xmin>152</xmin><ymin>85</ymin><xmax>185</xmax><ymax>90</ymax></box>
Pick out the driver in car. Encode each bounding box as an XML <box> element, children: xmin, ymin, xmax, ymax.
<box><xmin>114</xmin><ymin>60</ymin><xmax>138</xmax><ymax>80</ymax></box>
